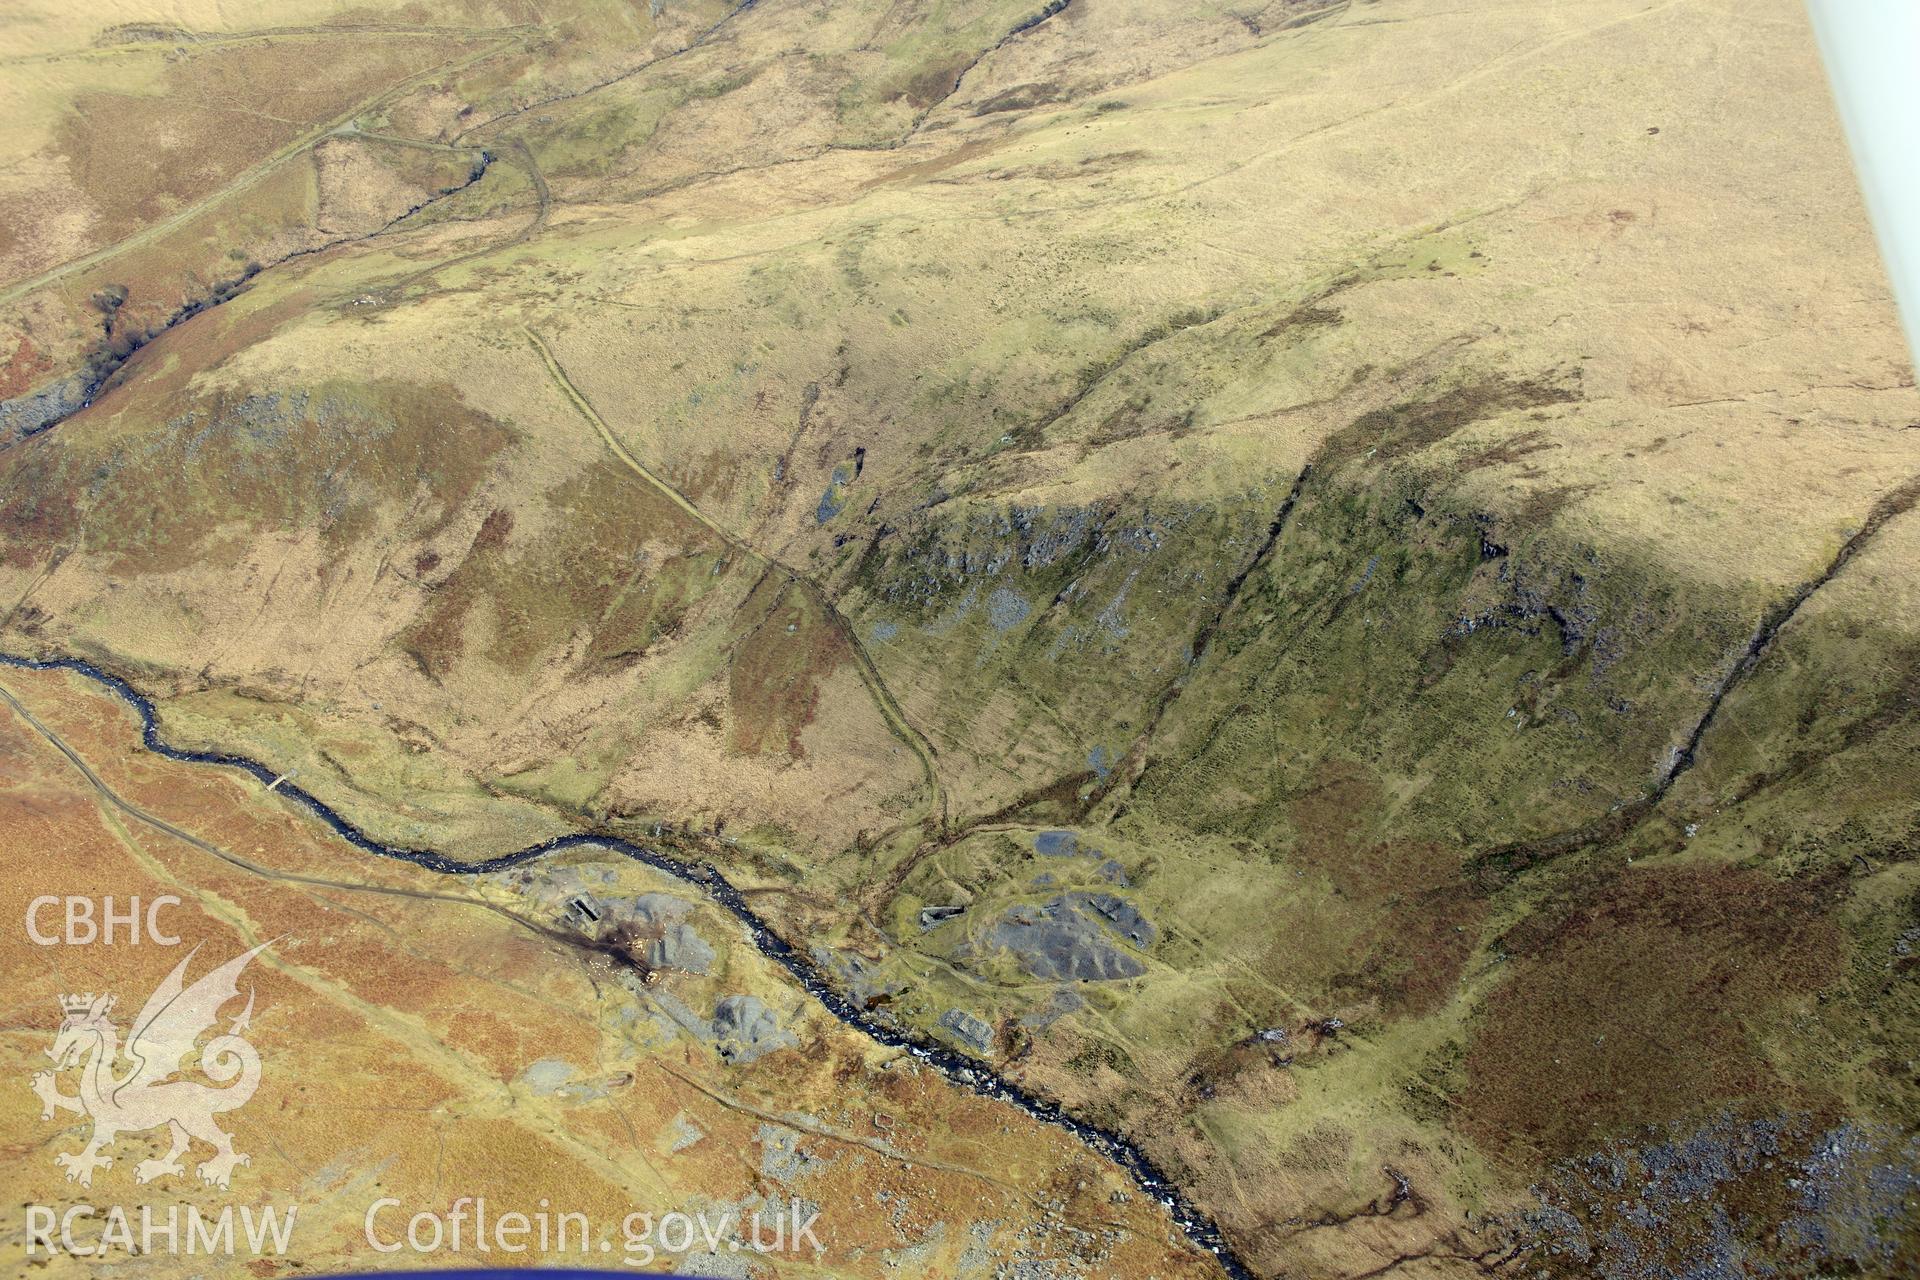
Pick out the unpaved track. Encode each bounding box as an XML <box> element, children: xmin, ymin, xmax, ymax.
<box><xmin>0</xmin><ymin>676</ymin><xmax>577</xmax><ymax>943</ymax></box>
<box><xmin>0</xmin><ymin>652</ymin><xmax>1251</xmax><ymax>1279</ymax></box>
<box><xmin>0</xmin><ymin>34</ymin><xmax>523</xmax><ymax>306</ymax></box>
<box><xmin>524</xmin><ymin>326</ymin><xmax>950</xmax><ymax>831</ymax></box>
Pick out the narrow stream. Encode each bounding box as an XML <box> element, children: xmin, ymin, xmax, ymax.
<box><xmin>0</xmin><ymin>650</ymin><xmax>1255</xmax><ymax>1280</ymax></box>
<box><xmin>0</xmin><ymin>149</ymin><xmax>493</xmax><ymax>446</ymax></box>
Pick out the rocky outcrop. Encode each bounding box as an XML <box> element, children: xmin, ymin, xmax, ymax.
<box><xmin>0</xmin><ymin>373</ymin><xmax>89</xmax><ymax>445</ymax></box>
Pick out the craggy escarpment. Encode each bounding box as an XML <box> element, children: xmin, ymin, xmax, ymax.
<box><xmin>809</xmin><ymin>437</ymin><xmax>1920</xmax><ymax>1274</ymax></box>
<box><xmin>0</xmin><ymin>268</ymin><xmax>261</xmax><ymax>445</ymax></box>
<box><xmin>1137</xmin><ymin>465</ymin><xmax>1774</xmax><ymax>859</ymax></box>
<box><xmin>1123</xmin><ymin>467</ymin><xmax>1919</xmax><ymax>1267</ymax></box>
<box><xmin>834</xmin><ymin>490</ymin><xmax>1287</xmax><ymax>825</ymax></box>
<box><xmin>5</xmin><ymin>337</ymin><xmax>1914</xmax><ymax>1277</ymax></box>
<box><xmin>1465</xmin><ymin>474</ymin><xmax>1920</xmax><ymax>889</ymax></box>
<box><xmin>0</xmin><ymin>372</ymin><xmax>92</xmax><ymax>445</ymax></box>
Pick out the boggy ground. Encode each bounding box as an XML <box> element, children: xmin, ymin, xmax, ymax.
<box><xmin>3</xmin><ymin>0</ymin><xmax>1920</xmax><ymax>1275</ymax></box>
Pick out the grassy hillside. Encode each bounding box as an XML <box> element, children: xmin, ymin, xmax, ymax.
<box><xmin>3</xmin><ymin>0</ymin><xmax>1917</xmax><ymax>1274</ymax></box>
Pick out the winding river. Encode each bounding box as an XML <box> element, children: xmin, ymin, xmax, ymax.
<box><xmin>0</xmin><ymin>650</ymin><xmax>1254</xmax><ymax>1280</ymax></box>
